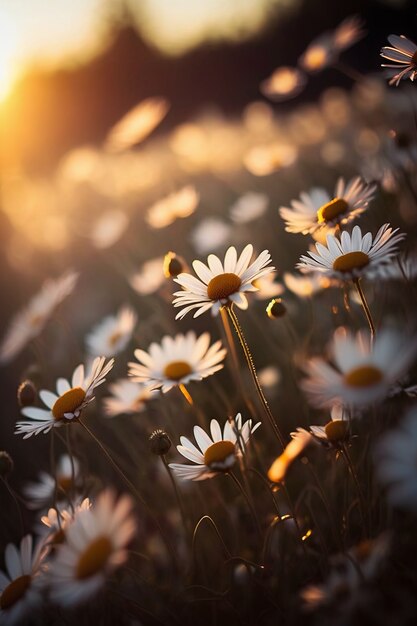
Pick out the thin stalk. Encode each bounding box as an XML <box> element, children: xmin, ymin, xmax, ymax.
<box><xmin>161</xmin><ymin>455</ymin><xmax>190</xmax><ymax>539</ymax></box>
<box><xmin>1</xmin><ymin>478</ymin><xmax>25</xmax><ymax>536</ymax></box>
<box><xmin>353</xmin><ymin>278</ymin><xmax>375</xmax><ymax>340</ymax></box>
<box><xmin>341</xmin><ymin>445</ymin><xmax>369</xmax><ymax>539</ymax></box>
<box><xmin>307</xmin><ymin>462</ymin><xmax>345</xmax><ymax>552</ymax></box>
<box><xmin>65</xmin><ymin>427</ymin><xmax>76</xmax><ymax>514</ymax></box>
<box><xmin>225</xmin><ymin>305</ymin><xmax>285</xmax><ymax>448</ymax></box>
<box><xmin>228</xmin><ymin>471</ymin><xmax>262</xmax><ymax>538</ymax></box>
<box><xmin>50</xmin><ymin>430</ymin><xmax>62</xmax><ymax>531</ymax></box>
<box><xmin>192</xmin><ymin>515</ymin><xmax>232</xmax><ymax>565</ymax></box>
<box><xmin>79</xmin><ymin>420</ymin><xmax>179</xmax><ymax>571</ymax></box>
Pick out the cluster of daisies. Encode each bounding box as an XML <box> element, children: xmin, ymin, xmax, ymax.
<box><xmin>1</xmin><ymin>15</ymin><xmax>417</xmax><ymax>624</ymax></box>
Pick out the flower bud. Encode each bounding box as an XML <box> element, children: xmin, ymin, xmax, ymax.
<box><xmin>266</xmin><ymin>298</ymin><xmax>287</xmax><ymax>319</ymax></box>
<box><xmin>163</xmin><ymin>252</ymin><xmax>187</xmax><ymax>278</ymax></box>
<box><xmin>17</xmin><ymin>380</ymin><xmax>37</xmax><ymax>407</ymax></box>
<box><xmin>324</xmin><ymin>419</ymin><xmax>349</xmax><ymax>444</ymax></box>
<box><xmin>149</xmin><ymin>429</ymin><xmax>172</xmax><ymax>456</ymax></box>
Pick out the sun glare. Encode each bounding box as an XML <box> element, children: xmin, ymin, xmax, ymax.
<box><xmin>0</xmin><ymin>9</ymin><xmax>20</xmax><ymax>100</ymax></box>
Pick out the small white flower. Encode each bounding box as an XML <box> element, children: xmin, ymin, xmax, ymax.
<box><xmin>23</xmin><ymin>454</ymin><xmax>80</xmax><ymax>510</ymax></box>
<box><xmin>279</xmin><ymin>177</ymin><xmax>376</xmax><ymax>234</ymax></box>
<box><xmin>129</xmin><ymin>257</ymin><xmax>165</xmax><ymax>296</ymax></box>
<box><xmin>128</xmin><ymin>332</ymin><xmax>226</xmax><ymax>393</ymax></box>
<box><xmin>298</xmin><ymin>224</ymin><xmax>405</xmax><ymax>281</ymax></box>
<box><xmin>40</xmin><ymin>498</ymin><xmax>92</xmax><ymax>540</ymax></box>
<box><xmin>283</xmin><ymin>272</ymin><xmax>330</xmax><ymax>298</ymax></box>
<box><xmin>91</xmin><ymin>209</ymin><xmax>129</xmax><ymax>249</ymax></box>
<box><xmin>380</xmin><ymin>35</ymin><xmax>417</xmax><ymax>87</ymax></box>
<box><xmin>252</xmin><ymin>273</ymin><xmax>284</xmax><ymax>300</ymax></box>
<box><xmin>191</xmin><ymin>218</ymin><xmax>232</xmax><ymax>255</ymax></box>
<box><xmin>16</xmin><ymin>357</ymin><xmax>114</xmax><ymax>438</ymax></box>
<box><xmin>309</xmin><ymin>405</ymin><xmax>350</xmax><ymax>446</ymax></box>
<box><xmin>103</xmin><ymin>379</ymin><xmax>153</xmax><ymax>417</ymax></box>
<box><xmin>229</xmin><ymin>192</ymin><xmax>269</xmax><ymax>223</ymax></box>
<box><xmin>301</xmin><ymin>327</ymin><xmax>416</xmax><ymax>409</ymax></box>
<box><xmin>146</xmin><ymin>185</ymin><xmax>199</xmax><ymax>229</ymax></box>
<box><xmin>0</xmin><ymin>271</ymin><xmax>78</xmax><ymax>364</ymax></box>
<box><xmin>169</xmin><ymin>414</ymin><xmax>260</xmax><ymax>481</ymax></box>
<box><xmin>104</xmin><ymin>97</ymin><xmax>169</xmax><ymax>152</ymax></box>
<box><xmin>173</xmin><ymin>244</ymin><xmax>275</xmax><ymax>319</ymax></box>
<box><xmin>0</xmin><ymin>535</ymin><xmax>48</xmax><ymax>625</ymax></box>
<box><xmin>375</xmin><ymin>407</ymin><xmax>417</xmax><ymax>511</ymax></box>
<box><xmin>333</xmin><ymin>15</ymin><xmax>366</xmax><ymax>51</ymax></box>
<box><xmin>86</xmin><ymin>306</ymin><xmax>137</xmax><ymax>357</ymax></box>
<box><xmin>48</xmin><ymin>490</ymin><xmax>136</xmax><ymax>606</ymax></box>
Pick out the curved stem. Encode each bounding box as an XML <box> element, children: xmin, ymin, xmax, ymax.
<box><xmin>353</xmin><ymin>278</ymin><xmax>375</xmax><ymax>340</ymax></box>
<box><xmin>225</xmin><ymin>305</ymin><xmax>285</xmax><ymax>448</ymax></box>
<box><xmin>341</xmin><ymin>445</ymin><xmax>369</xmax><ymax>539</ymax></box>
<box><xmin>161</xmin><ymin>455</ymin><xmax>190</xmax><ymax>539</ymax></box>
<box><xmin>228</xmin><ymin>471</ymin><xmax>262</xmax><ymax>538</ymax></box>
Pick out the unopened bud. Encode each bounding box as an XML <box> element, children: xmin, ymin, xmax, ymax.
<box><xmin>163</xmin><ymin>252</ymin><xmax>187</xmax><ymax>278</ymax></box>
<box><xmin>324</xmin><ymin>420</ymin><xmax>349</xmax><ymax>444</ymax></box>
<box><xmin>266</xmin><ymin>298</ymin><xmax>287</xmax><ymax>319</ymax></box>
<box><xmin>149</xmin><ymin>429</ymin><xmax>172</xmax><ymax>456</ymax></box>
<box><xmin>17</xmin><ymin>380</ymin><xmax>37</xmax><ymax>407</ymax></box>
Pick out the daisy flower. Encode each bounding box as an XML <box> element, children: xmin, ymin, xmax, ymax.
<box><xmin>40</xmin><ymin>498</ymin><xmax>92</xmax><ymax>543</ymax></box>
<box><xmin>23</xmin><ymin>454</ymin><xmax>80</xmax><ymax>509</ymax></box>
<box><xmin>380</xmin><ymin>35</ymin><xmax>417</xmax><ymax>87</ymax></box>
<box><xmin>0</xmin><ymin>270</ymin><xmax>78</xmax><ymax>364</ymax></box>
<box><xmin>146</xmin><ymin>185</ymin><xmax>199</xmax><ymax>229</ymax></box>
<box><xmin>103</xmin><ymin>379</ymin><xmax>153</xmax><ymax>417</ymax></box>
<box><xmin>85</xmin><ymin>306</ymin><xmax>137</xmax><ymax>357</ymax></box>
<box><xmin>16</xmin><ymin>357</ymin><xmax>114</xmax><ymax>438</ymax></box>
<box><xmin>173</xmin><ymin>244</ymin><xmax>275</xmax><ymax>319</ymax></box>
<box><xmin>333</xmin><ymin>15</ymin><xmax>366</xmax><ymax>52</ymax></box>
<box><xmin>229</xmin><ymin>192</ymin><xmax>269</xmax><ymax>223</ymax></box>
<box><xmin>279</xmin><ymin>177</ymin><xmax>376</xmax><ymax>234</ymax></box>
<box><xmin>309</xmin><ymin>405</ymin><xmax>350</xmax><ymax>447</ymax></box>
<box><xmin>169</xmin><ymin>414</ymin><xmax>260</xmax><ymax>481</ymax></box>
<box><xmin>298</xmin><ymin>224</ymin><xmax>405</xmax><ymax>281</ymax></box>
<box><xmin>129</xmin><ymin>256</ymin><xmax>165</xmax><ymax>296</ymax></box>
<box><xmin>252</xmin><ymin>273</ymin><xmax>284</xmax><ymax>300</ymax></box>
<box><xmin>260</xmin><ymin>66</ymin><xmax>307</xmax><ymax>102</ymax></box>
<box><xmin>48</xmin><ymin>490</ymin><xmax>136</xmax><ymax>606</ymax></box>
<box><xmin>301</xmin><ymin>326</ymin><xmax>416</xmax><ymax>409</ymax></box>
<box><xmin>191</xmin><ymin>218</ymin><xmax>232</xmax><ymax>255</ymax></box>
<box><xmin>375</xmin><ymin>406</ymin><xmax>417</xmax><ymax>511</ymax></box>
<box><xmin>283</xmin><ymin>272</ymin><xmax>330</xmax><ymax>298</ymax></box>
<box><xmin>0</xmin><ymin>535</ymin><xmax>48</xmax><ymax>625</ymax></box>
<box><xmin>128</xmin><ymin>332</ymin><xmax>226</xmax><ymax>393</ymax></box>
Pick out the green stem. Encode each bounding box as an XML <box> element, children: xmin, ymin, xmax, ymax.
<box><xmin>353</xmin><ymin>278</ymin><xmax>375</xmax><ymax>340</ymax></box>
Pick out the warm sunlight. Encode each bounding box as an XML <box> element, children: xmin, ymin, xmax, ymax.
<box><xmin>0</xmin><ymin>8</ymin><xmax>20</xmax><ymax>100</ymax></box>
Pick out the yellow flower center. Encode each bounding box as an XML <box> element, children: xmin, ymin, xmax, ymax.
<box><xmin>204</xmin><ymin>440</ymin><xmax>236</xmax><ymax>468</ymax></box>
<box><xmin>57</xmin><ymin>475</ymin><xmax>73</xmax><ymax>492</ymax></box>
<box><xmin>304</xmin><ymin>46</ymin><xmax>327</xmax><ymax>70</ymax></box>
<box><xmin>317</xmin><ymin>198</ymin><xmax>349</xmax><ymax>224</ymax></box>
<box><xmin>332</xmin><ymin>251</ymin><xmax>369</xmax><ymax>273</ymax></box>
<box><xmin>207</xmin><ymin>273</ymin><xmax>242</xmax><ymax>301</ymax></box>
<box><xmin>344</xmin><ymin>365</ymin><xmax>383</xmax><ymax>388</ymax></box>
<box><xmin>163</xmin><ymin>361</ymin><xmax>192</xmax><ymax>381</ymax></box>
<box><xmin>108</xmin><ymin>330</ymin><xmax>123</xmax><ymax>348</ymax></box>
<box><xmin>52</xmin><ymin>387</ymin><xmax>86</xmax><ymax>421</ymax></box>
<box><xmin>0</xmin><ymin>575</ymin><xmax>31</xmax><ymax>610</ymax></box>
<box><xmin>324</xmin><ymin>420</ymin><xmax>349</xmax><ymax>443</ymax></box>
<box><xmin>76</xmin><ymin>536</ymin><xmax>113</xmax><ymax>580</ymax></box>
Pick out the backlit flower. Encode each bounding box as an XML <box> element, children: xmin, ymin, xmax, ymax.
<box><xmin>48</xmin><ymin>490</ymin><xmax>136</xmax><ymax>606</ymax></box>
<box><xmin>173</xmin><ymin>245</ymin><xmax>274</xmax><ymax>319</ymax></box>
<box><xmin>169</xmin><ymin>414</ymin><xmax>260</xmax><ymax>481</ymax></box>
<box><xmin>229</xmin><ymin>192</ymin><xmax>269</xmax><ymax>223</ymax></box>
<box><xmin>146</xmin><ymin>185</ymin><xmax>199</xmax><ymax>229</ymax></box>
<box><xmin>279</xmin><ymin>177</ymin><xmax>376</xmax><ymax>234</ymax></box>
<box><xmin>128</xmin><ymin>332</ymin><xmax>226</xmax><ymax>393</ymax></box>
<box><xmin>16</xmin><ymin>357</ymin><xmax>114</xmax><ymax>438</ymax></box>
<box><xmin>301</xmin><ymin>327</ymin><xmax>416</xmax><ymax>408</ymax></box>
<box><xmin>86</xmin><ymin>306</ymin><xmax>137</xmax><ymax>357</ymax></box>
<box><xmin>103</xmin><ymin>379</ymin><xmax>153</xmax><ymax>417</ymax></box>
<box><xmin>0</xmin><ymin>271</ymin><xmax>78</xmax><ymax>364</ymax></box>
<box><xmin>298</xmin><ymin>224</ymin><xmax>405</xmax><ymax>281</ymax></box>
<box><xmin>23</xmin><ymin>454</ymin><xmax>80</xmax><ymax>510</ymax></box>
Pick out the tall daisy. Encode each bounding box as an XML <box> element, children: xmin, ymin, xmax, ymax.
<box><xmin>380</xmin><ymin>35</ymin><xmax>417</xmax><ymax>86</ymax></box>
<box><xmin>103</xmin><ymin>379</ymin><xmax>153</xmax><ymax>417</ymax></box>
<box><xmin>85</xmin><ymin>306</ymin><xmax>137</xmax><ymax>357</ymax></box>
<box><xmin>0</xmin><ymin>271</ymin><xmax>78</xmax><ymax>364</ymax></box>
<box><xmin>48</xmin><ymin>490</ymin><xmax>136</xmax><ymax>606</ymax></box>
<box><xmin>16</xmin><ymin>357</ymin><xmax>114</xmax><ymax>438</ymax></box>
<box><xmin>279</xmin><ymin>177</ymin><xmax>376</xmax><ymax>234</ymax></box>
<box><xmin>173</xmin><ymin>245</ymin><xmax>274</xmax><ymax>319</ymax></box>
<box><xmin>128</xmin><ymin>332</ymin><xmax>226</xmax><ymax>393</ymax></box>
<box><xmin>0</xmin><ymin>535</ymin><xmax>48</xmax><ymax>625</ymax></box>
<box><xmin>169</xmin><ymin>414</ymin><xmax>260</xmax><ymax>481</ymax></box>
<box><xmin>298</xmin><ymin>224</ymin><xmax>405</xmax><ymax>281</ymax></box>
<box><xmin>301</xmin><ymin>327</ymin><xmax>416</xmax><ymax>409</ymax></box>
